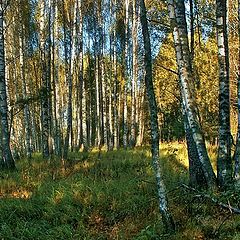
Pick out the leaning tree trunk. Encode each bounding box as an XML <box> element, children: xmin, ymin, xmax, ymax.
<box><xmin>216</xmin><ymin>0</ymin><xmax>232</xmax><ymax>188</ymax></box>
<box><xmin>167</xmin><ymin>0</ymin><xmax>216</xmax><ymax>189</ymax></box>
<box><xmin>0</xmin><ymin>3</ymin><xmax>15</xmax><ymax>169</ymax></box>
<box><xmin>140</xmin><ymin>0</ymin><xmax>175</xmax><ymax>232</ymax></box>
<box><xmin>234</xmin><ymin>0</ymin><xmax>240</xmax><ymax>180</ymax></box>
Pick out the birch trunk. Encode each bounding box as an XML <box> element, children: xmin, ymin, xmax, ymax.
<box><xmin>167</xmin><ymin>0</ymin><xmax>216</xmax><ymax>188</ymax></box>
<box><xmin>52</xmin><ymin>0</ymin><xmax>62</xmax><ymax>156</ymax></box>
<box><xmin>140</xmin><ymin>0</ymin><xmax>175</xmax><ymax>232</ymax></box>
<box><xmin>95</xmin><ymin>55</ymin><xmax>101</xmax><ymax>148</ymax></box>
<box><xmin>19</xmin><ymin>32</ymin><xmax>32</xmax><ymax>159</ymax></box>
<box><xmin>234</xmin><ymin>0</ymin><xmax>240</xmax><ymax>180</ymax></box>
<box><xmin>63</xmin><ymin>0</ymin><xmax>76</xmax><ymax>158</ymax></box>
<box><xmin>216</xmin><ymin>0</ymin><xmax>232</xmax><ymax>187</ymax></box>
<box><xmin>113</xmin><ymin>0</ymin><xmax>119</xmax><ymax>149</ymax></box>
<box><xmin>0</xmin><ymin>2</ymin><xmax>15</xmax><ymax>169</ymax></box>
<box><xmin>39</xmin><ymin>0</ymin><xmax>50</xmax><ymax>158</ymax></box>
<box><xmin>76</xmin><ymin>0</ymin><xmax>86</xmax><ymax>151</ymax></box>
<box><xmin>130</xmin><ymin>0</ymin><xmax>138</xmax><ymax>148</ymax></box>
<box><xmin>123</xmin><ymin>0</ymin><xmax>129</xmax><ymax>149</ymax></box>
<box><xmin>136</xmin><ymin>88</ymin><xmax>145</xmax><ymax>146</ymax></box>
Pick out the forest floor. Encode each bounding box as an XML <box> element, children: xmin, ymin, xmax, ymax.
<box><xmin>0</xmin><ymin>143</ymin><xmax>240</xmax><ymax>239</ymax></box>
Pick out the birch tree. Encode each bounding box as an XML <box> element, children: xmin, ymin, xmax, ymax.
<box><xmin>130</xmin><ymin>0</ymin><xmax>139</xmax><ymax>148</ymax></box>
<box><xmin>39</xmin><ymin>0</ymin><xmax>50</xmax><ymax>159</ymax></box>
<box><xmin>234</xmin><ymin>0</ymin><xmax>240</xmax><ymax>180</ymax></box>
<box><xmin>123</xmin><ymin>0</ymin><xmax>129</xmax><ymax>149</ymax></box>
<box><xmin>0</xmin><ymin>1</ymin><xmax>15</xmax><ymax>169</ymax></box>
<box><xmin>167</xmin><ymin>0</ymin><xmax>216</xmax><ymax>189</ymax></box>
<box><xmin>140</xmin><ymin>0</ymin><xmax>175</xmax><ymax>232</ymax></box>
<box><xmin>216</xmin><ymin>0</ymin><xmax>232</xmax><ymax>188</ymax></box>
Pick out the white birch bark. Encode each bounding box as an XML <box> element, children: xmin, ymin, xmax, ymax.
<box><xmin>167</xmin><ymin>0</ymin><xmax>216</xmax><ymax>188</ymax></box>
<box><xmin>19</xmin><ymin>31</ymin><xmax>32</xmax><ymax>159</ymax></box>
<box><xmin>39</xmin><ymin>0</ymin><xmax>50</xmax><ymax>158</ymax></box>
<box><xmin>140</xmin><ymin>0</ymin><xmax>175</xmax><ymax>232</ymax></box>
<box><xmin>113</xmin><ymin>0</ymin><xmax>119</xmax><ymax>149</ymax></box>
<box><xmin>130</xmin><ymin>0</ymin><xmax>139</xmax><ymax>148</ymax></box>
<box><xmin>123</xmin><ymin>0</ymin><xmax>129</xmax><ymax>149</ymax></box>
<box><xmin>0</xmin><ymin>2</ymin><xmax>15</xmax><ymax>169</ymax></box>
<box><xmin>234</xmin><ymin>0</ymin><xmax>240</xmax><ymax>180</ymax></box>
<box><xmin>216</xmin><ymin>0</ymin><xmax>232</xmax><ymax>187</ymax></box>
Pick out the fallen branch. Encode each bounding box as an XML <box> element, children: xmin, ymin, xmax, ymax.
<box><xmin>181</xmin><ymin>184</ymin><xmax>240</xmax><ymax>214</ymax></box>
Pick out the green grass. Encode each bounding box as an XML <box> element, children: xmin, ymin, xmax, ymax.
<box><xmin>0</xmin><ymin>143</ymin><xmax>240</xmax><ymax>239</ymax></box>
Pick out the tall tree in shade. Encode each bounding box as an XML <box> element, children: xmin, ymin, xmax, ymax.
<box><xmin>216</xmin><ymin>0</ymin><xmax>232</xmax><ymax>188</ymax></box>
<box><xmin>0</xmin><ymin>1</ymin><xmax>15</xmax><ymax>169</ymax></box>
<box><xmin>140</xmin><ymin>0</ymin><xmax>175</xmax><ymax>232</ymax></box>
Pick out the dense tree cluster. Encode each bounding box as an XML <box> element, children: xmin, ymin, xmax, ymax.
<box><xmin>0</xmin><ymin>0</ymin><xmax>239</xmax><ymax>232</ymax></box>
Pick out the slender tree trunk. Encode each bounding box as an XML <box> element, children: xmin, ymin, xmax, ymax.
<box><xmin>0</xmin><ymin>3</ymin><xmax>15</xmax><ymax>169</ymax></box>
<box><xmin>140</xmin><ymin>0</ymin><xmax>175</xmax><ymax>232</ymax></box>
<box><xmin>136</xmin><ymin>88</ymin><xmax>145</xmax><ymax>146</ymax></box>
<box><xmin>167</xmin><ymin>0</ymin><xmax>216</xmax><ymax>189</ymax></box>
<box><xmin>52</xmin><ymin>0</ymin><xmax>62</xmax><ymax>156</ymax></box>
<box><xmin>216</xmin><ymin>0</ymin><xmax>232</xmax><ymax>188</ymax></box>
<box><xmin>190</xmin><ymin>0</ymin><xmax>194</xmax><ymax>62</ymax></box>
<box><xmin>39</xmin><ymin>0</ymin><xmax>50</xmax><ymax>159</ymax></box>
<box><xmin>63</xmin><ymin>0</ymin><xmax>76</xmax><ymax>159</ymax></box>
<box><xmin>76</xmin><ymin>0</ymin><xmax>85</xmax><ymax>151</ymax></box>
<box><xmin>19</xmin><ymin>33</ymin><xmax>32</xmax><ymax>159</ymax></box>
<box><xmin>234</xmin><ymin>0</ymin><xmax>240</xmax><ymax>180</ymax></box>
<box><xmin>123</xmin><ymin>0</ymin><xmax>129</xmax><ymax>149</ymax></box>
<box><xmin>113</xmin><ymin>0</ymin><xmax>119</xmax><ymax>149</ymax></box>
<box><xmin>130</xmin><ymin>0</ymin><xmax>138</xmax><ymax>148</ymax></box>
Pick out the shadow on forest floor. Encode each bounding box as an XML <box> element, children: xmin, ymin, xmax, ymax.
<box><xmin>0</xmin><ymin>144</ymin><xmax>239</xmax><ymax>240</ymax></box>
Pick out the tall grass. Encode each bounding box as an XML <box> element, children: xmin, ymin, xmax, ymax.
<box><xmin>0</xmin><ymin>144</ymin><xmax>239</xmax><ymax>239</ymax></box>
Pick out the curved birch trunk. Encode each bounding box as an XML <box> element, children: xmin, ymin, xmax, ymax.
<box><xmin>216</xmin><ymin>0</ymin><xmax>232</xmax><ymax>188</ymax></box>
<box><xmin>167</xmin><ymin>0</ymin><xmax>216</xmax><ymax>189</ymax></box>
<box><xmin>140</xmin><ymin>0</ymin><xmax>175</xmax><ymax>232</ymax></box>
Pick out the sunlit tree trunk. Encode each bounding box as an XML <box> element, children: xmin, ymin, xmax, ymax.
<box><xmin>76</xmin><ymin>0</ymin><xmax>86</xmax><ymax>151</ymax></box>
<box><xmin>19</xmin><ymin>32</ymin><xmax>32</xmax><ymax>159</ymax></box>
<box><xmin>167</xmin><ymin>0</ymin><xmax>216</xmax><ymax>189</ymax></box>
<box><xmin>51</xmin><ymin>0</ymin><xmax>62</xmax><ymax>156</ymax></box>
<box><xmin>140</xmin><ymin>0</ymin><xmax>175</xmax><ymax>232</ymax></box>
<box><xmin>63</xmin><ymin>0</ymin><xmax>76</xmax><ymax>158</ymax></box>
<box><xmin>95</xmin><ymin>55</ymin><xmax>101</xmax><ymax>148</ymax></box>
<box><xmin>136</xmin><ymin>87</ymin><xmax>145</xmax><ymax>146</ymax></box>
<box><xmin>216</xmin><ymin>0</ymin><xmax>232</xmax><ymax>188</ymax></box>
<box><xmin>130</xmin><ymin>0</ymin><xmax>138</xmax><ymax>148</ymax></box>
<box><xmin>113</xmin><ymin>0</ymin><xmax>119</xmax><ymax>149</ymax></box>
<box><xmin>234</xmin><ymin>0</ymin><xmax>240</xmax><ymax>180</ymax></box>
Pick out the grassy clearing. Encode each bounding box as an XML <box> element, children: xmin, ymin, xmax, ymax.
<box><xmin>0</xmin><ymin>143</ymin><xmax>239</xmax><ymax>239</ymax></box>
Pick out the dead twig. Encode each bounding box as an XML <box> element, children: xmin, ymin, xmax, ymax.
<box><xmin>181</xmin><ymin>184</ymin><xmax>240</xmax><ymax>214</ymax></box>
